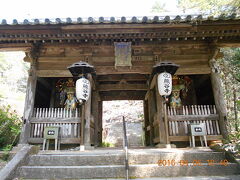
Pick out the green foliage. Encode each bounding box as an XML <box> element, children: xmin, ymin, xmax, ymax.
<box><xmin>217</xmin><ymin>48</ymin><xmax>240</xmax><ymax>133</ymax></box>
<box><xmin>100</xmin><ymin>142</ymin><xmax>115</xmax><ymax>147</ymax></box>
<box><xmin>177</xmin><ymin>0</ymin><xmax>240</xmax><ymax>15</ymax></box>
<box><xmin>229</xmin><ymin>131</ymin><xmax>240</xmax><ymax>143</ymax></box>
<box><xmin>151</xmin><ymin>1</ymin><xmax>168</xmax><ymax>13</ymax></box>
<box><xmin>0</xmin><ymin>105</ymin><xmax>22</xmax><ymax>150</ymax></box>
<box><xmin>1</xmin><ymin>144</ymin><xmax>13</xmax><ymax>161</ymax></box>
<box><xmin>220</xmin><ymin>48</ymin><xmax>240</xmax><ymax>82</ymax></box>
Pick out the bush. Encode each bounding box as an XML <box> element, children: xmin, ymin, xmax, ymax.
<box><xmin>0</xmin><ymin>105</ymin><xmax>22</xmax><ymax>150</ymax></box>
<box><xmin>100</xmin><ymin>142</ymin><xmax>115</xmax><ymax>147</ymax></box>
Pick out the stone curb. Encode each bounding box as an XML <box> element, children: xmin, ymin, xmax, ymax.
<box><xmin>0</xmin><ymin>144</ymin><xmax>39</xmax><ymax>180</ymax></box>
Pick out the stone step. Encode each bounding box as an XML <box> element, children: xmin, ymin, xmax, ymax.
<box><xmin>21</xmin><ymin>176</ymin><xmax>240</xmax><ymax>180</ymax></box>
<box><xmin>19</xmin><ymin>163</ymin><xmax>240</xmax><ymax>179</ymax></box>
<box><xmin>27</xmin><ymin>151</ymin><xmax>226</xmax><ymax>166</ymax></box>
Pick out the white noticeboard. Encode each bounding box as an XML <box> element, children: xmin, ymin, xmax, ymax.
<box><xmin>76</xmin><ymin>77</ymin><xmax>91</xmax><ymax>102</ymax></box>
<box><xmin>157</xmin><ymin>72</ymin><xmax>172</xmax><ymax>96</ymax></box>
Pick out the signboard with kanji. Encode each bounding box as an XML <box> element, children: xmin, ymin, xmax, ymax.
<box><xmin>114</xmin><ymin>42</ymin><xmax>132</xmax><ymax>68</ymax></box>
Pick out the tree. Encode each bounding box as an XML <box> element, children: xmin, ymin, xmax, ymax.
<box><xmin>151</xmin><ymin>1</ymin><xmax>168</xmax><ymax>13</ymax></box>
<box><xmin>218</xmin><ymin>48</ymin><xmax>240</xmax><ymax>132</ymax></box>
<box><xmin>177</xmin><ymin>0</ymin><xmax>240</xmax><ymax>16</ymax></box>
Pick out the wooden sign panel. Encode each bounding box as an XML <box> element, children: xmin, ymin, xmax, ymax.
<box><xmin>114</xmin><ymin>42</ymin><xmax>132</xmax><ymax>68</ymax></box>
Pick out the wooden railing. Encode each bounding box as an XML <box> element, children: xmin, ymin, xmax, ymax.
<box><xmin>29</xmin><ymin>108</ymin><xmax>81</xmax><ymax>144</ymax></box>
<box><xmin>167</xmin><ymin>105</ymin><xmax>217</xmax><ymax>116</ymax></box>
<box><xmin>30</xmin><ymin>120</ymin><xmax>81</xmax><ymax>139</ymax></box>
<box><xmin>33</xmin><ymin>108</ymin><xmax>80</xmax><ymax>118</ymax></box>
<box><xmin>167</xmin><ymin>105</ymin><xmax>221</xmax><ymax>138</ymax></box>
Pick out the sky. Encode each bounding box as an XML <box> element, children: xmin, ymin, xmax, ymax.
<box><xmin>0</xmin><ymin>0</ymin><xmax>182</xmax><ymax>21</ymax></box>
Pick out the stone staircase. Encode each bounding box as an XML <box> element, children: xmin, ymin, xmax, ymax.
<box><xmin>15</xmin><ymin>148</ymin><xmax>240</xmax><ymax>179</ymax></box>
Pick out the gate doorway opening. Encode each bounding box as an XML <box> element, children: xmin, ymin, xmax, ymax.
<box><xmin>102</xmin><ymin>100</ymin><xmax>144</xmax><ymax>148</ymax></box>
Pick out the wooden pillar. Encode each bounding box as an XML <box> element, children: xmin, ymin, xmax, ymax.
<box><xmin>143</xmin><ymin>100</ymin><xmax>149</xmax><ymax>146</ymax></box>
<box><xmin>98</xmin><ymin>101</ymin><xmax>103</xmax><ymax>145</ymax></box>
<box><xmin>19</xmin><ymin>59</ymin><xmax>37</xmax><ymax>144</ymax></box>
<box><xmin>83</xmin><ymin>74</ymin><xmax>93</xmax><ymax>148</ymax></box>
<box><xmin>80</xmin><ymin>104</ymin><xmax>85</xmax><ymax>148</ymax></box>
<box><xmin>210</xmin><ymin>59</ymin><xmax>228</xmax><ymax>139</ymax></box>
<box><xmin>92</xmin><ymin>90</ymin><xmax>100</xmax><ymax>146</ymax></box>
<box><xmin>155</xmin><ymin>84</ymin><xmax>168</xmax><ymax>144</ymax></box>
<box><xmin>147</xmin><ymin>90</ymin><xmax>156</xmax><ymax>146</ymax></box>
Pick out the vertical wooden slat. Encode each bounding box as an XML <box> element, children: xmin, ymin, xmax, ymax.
<box><xmin>195</xmin><ymin>105</ymin><xmax>198</xmax><ymax>115</ymax></box>
<box><xmin>39</xmin><ymin>108</ymin><xmax>42</xmax><ymax>118</ymax></box>
<box><xmin>175</xmin><ymin>121</ymin><xmax>179</xmax><ymax>135</ymax></box>
<box><xmin>185</xmin><ymin>106</ymin><xmax>188</xmax><ymax>115</ymax></box>
<box><xmin>56</xmin><ymin>108</ymin><xmax>59</xmax><ymax>118</ymax></box>
<box><xmin>182</xmin><ymin>106</ymin><xmax>186</xmax><ymax>115</ymax></box>
<box><xmin>207</xmin><ymin>105</ymin><xmax>211</xmax><ymax>115</ymax></box>
<box><xmin>50</xmin><ymin>108</ymin><xmax>53</xmax><ymax>118</ymax></box>
<box><xmin>45</xmin><ymin>108</ymin><xmax>47</xmax><ymax>118</ymax></box>
<box><xmin>172</xmin><ymin>121</ymin><xmax>176</xmax><ymax>136</ymax></box>
<box><xmin>168</xmin><ymin>121</ymin><xmax>172</xmax><ymax>136</ymax></box>
<box><xmin>203</xmin><ymin>105</ymin><xmax>206</xmax><ymax>115</ymax></box>
<box><xmin>33</xmin><ymin>123</ymin><xmax>37</xmax><ymax>138</ymax></box>
<box><xmin>197</xmin><ymin>105</ymin><xmax>201</xmax><ymax>115</ymax></box>
<box><xmin>209</xmin><ymin>120</ymin><xmax>213</xmax><ymax>135</ymax></box>
<box><xmin>43</xmin><ymin>108</ymin><xmax>46</xmax><ymax>118</ymax></box>
<box><xmin>216</xmin><ymin>120</ymin><xmax>220</xmax><ymax>135</ymax></box>
<box><xmin>36</xmin><ymin>108</ymin><xmax>39</xmax><ymax>118</ymax></box>
<box><xmin>184</xmin><ymin>121</ymin><xmax>188</xmax><ymax>135</ymax></box>
<box><xmin>205</xmin><ymin>120</ymin><xmax>210</xmax><ymax>135</ymax></box>
<box><xmin>53</xmin><ymin>108</ymin><xmax>56</xmax><ymax>118</ymax></box>
<box><xmin>173</xmin><ymin>108</ymin><xmax>176</xmax><ymax>116</ymax></box>
<box><xmin>62</xmin><ymin>109</ymin><xmax>65</xmax><ymax>118</ymax></box>
<box><xmin>59</xmin><ymin>108</ymin><xmax>62</xmax><ymax>118</ymax></box>
<box><xmin>213</xmin><ymin>105</ymin><xmax>217</xmax><ymax>114</ymax></box>
<box><xmin>41</xmin><ymin>108</ymin><xmax>44</xmax><ymax>118</ymax></box>
<box><xmin>199</xmin><ymin>105</ymin><xmax>203</xmax><ymax>115</ymax></box>
<box><xmin>191</xmin><ymin>105</ymin><xmax>194</xmax><ymax>115</ymax></box>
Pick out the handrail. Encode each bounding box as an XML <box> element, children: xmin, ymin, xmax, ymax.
<box><xmin>122</xmin><ymin>116</ymin><xmax>129</xmax><ymax>180</ymax></box>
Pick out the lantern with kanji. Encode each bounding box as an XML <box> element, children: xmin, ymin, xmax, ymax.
<box><xmin>76</xmin><ymin>77</ymin><xmax>91</xmax><ymax>102</ymax></box>
<box><xmin>152</xmin><ymin>62</ymin><xmax>179</xmax><ymax>97</ymax></box>
<box><xmin>157</xmin><ymin>72</ymin><xmax>172</xmax><ymax>96</ymax></box>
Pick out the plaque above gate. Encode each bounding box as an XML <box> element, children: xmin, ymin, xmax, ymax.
<box><xmin>114</xmin><ymin>42</ymin><xmax>132</xmax><ymax>68</ymax></box>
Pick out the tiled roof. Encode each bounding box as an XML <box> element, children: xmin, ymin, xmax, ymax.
<box><xmin>1</xmin><ymin>14</ymin><xmax>239</xmax><ymax>25</ymax></box>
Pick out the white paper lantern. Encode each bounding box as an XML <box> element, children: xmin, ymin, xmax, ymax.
<box><xmin>157</xmin><ymin>72</ymin><xmax>172</xmax><ymax>96</ymax></box>
<box><xmin>76</xmin><ymin>77</ymin><xmax>91</xmax><ymax>102</ymax></box>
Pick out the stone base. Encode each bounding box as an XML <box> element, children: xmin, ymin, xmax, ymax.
<box><xmin>155</xmin><ymin>143</ymin><xmax>176</xmax><ymax>148</ymax></box>
<box><xmin>80</xmin><ymin>145</ymin><xmax>95</xmax><ymax>151</ymax></box>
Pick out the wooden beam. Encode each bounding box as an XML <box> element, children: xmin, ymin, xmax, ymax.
<box><xmin>100</xmin><ymin>90</ymin><xmax>146</xmax><ymax>101</ymax></box>
<box><xmin>98</xmin><ymin>83</ymin><xmax>147</xmax><ymax>91</ymax></box>
<box><xmin>0</xmin><ymin>43</ymin><xmax>32</xmax><ymax>52</ymax></box>
<box><xmin>169</xmin><ymin>135</ymin><xmax>223</xmax><ymax>142</ymax></box>
<box><xmin>62</xmin><ymin>23</ymin><xmax>193</xmax><ymax>30</ymax></box>
<box><xmin>168</xmin><ymin>114</ymin><xmax>219</xmax><ymax>121</ymax></box>
<box><xmin>28</xmin><ymin>138</ymin><xmax>81</xmax><ymax>144</ymax></box>
<box><xmin>38</xmin><ymin>55</ymin><xmax>210</xmax><ymax>63</ymax></box>
<box><xmin>36</xmin><ymin>64</ymin><xmax>211</xmax><ymax>77</ymax></box>
<box><xmin>97</xmin><ymin>74</ymin><xmax>148</xmax><ymax>82</ymax></box>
